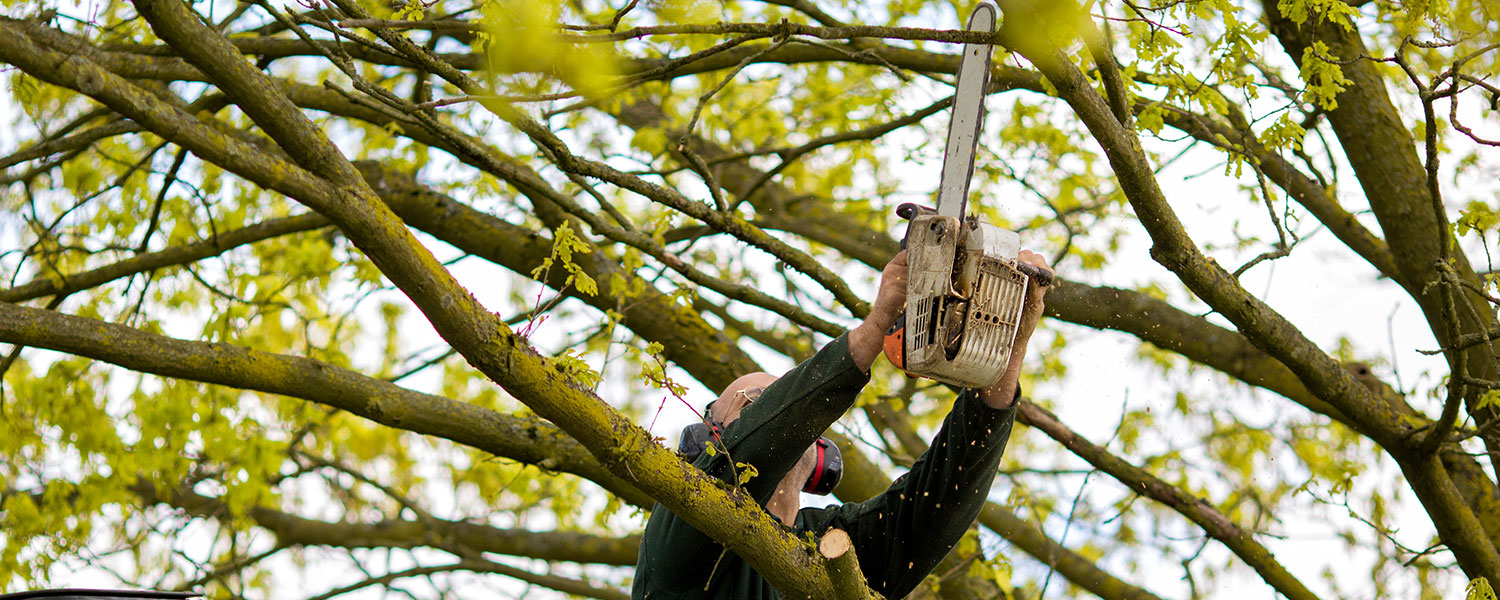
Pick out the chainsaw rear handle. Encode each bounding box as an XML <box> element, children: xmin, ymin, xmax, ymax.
<box><xmin>1016</xmin><ymin>261</ymin><xmax>1054</xmax><ymax>287</ymax></box>
<box><xmin>893</xmin><ymin>203</ymin><xmax>1054</xmax><ymax>288</ymax></box>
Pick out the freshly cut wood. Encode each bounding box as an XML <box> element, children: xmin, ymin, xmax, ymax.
<box><xmin>819</xmin><ymin>528</ymin><xmax>853</xmax><ymax>559</ymax></box>
<box><xmin>819</xmin><ymin>529</ymin><xmax>880</xmax><ymax>600</ymax></box>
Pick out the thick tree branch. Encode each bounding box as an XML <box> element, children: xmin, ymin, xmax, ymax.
<box><xmin>7</xmin><ymin>7</ymin><xmax>862</xmax><ymax>595</ymax></box>
<box><xmin>1017</xmin><ymin>401</ymin><xmax>1321</xmax><ymax>600</ymax></box>
<box><xmin>146</xmin><ymin>483</ymin><xmax>640</xmax><ymax>567</ymax></box>
<box><xmin>0</xmin><ymin>300</ymin><xmax>651</xmax><ymax>506</ymax></box>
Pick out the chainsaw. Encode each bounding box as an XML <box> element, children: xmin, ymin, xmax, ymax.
<box><xmin>883</xmin><ymin>0</ymin><xmax>1053</xmax><ymax>389</ymax></box>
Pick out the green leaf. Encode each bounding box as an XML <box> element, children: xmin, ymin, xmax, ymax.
<box><xmin>1469</xmin><ymin>577</ymin><xmax>1498</xmax><ymax>600</ymax></box>
<box><xmin>1458</xmin><ymin>201</ymin><xmax>1498</xmax><ymax>235</ymax></box>
<box><xmin>734</xmin><ymin>461</ymin><xmax>759</xmax><ymax>487</ymax></box>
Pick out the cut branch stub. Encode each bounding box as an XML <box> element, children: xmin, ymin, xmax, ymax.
<box><xmin>819</xmin><ymin>528</ymin><xmax>881</xmax><ymax>600</ymax></box>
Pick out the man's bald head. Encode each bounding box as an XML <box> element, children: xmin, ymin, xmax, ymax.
<box><xmin>711</xmin><ymin>371</ymin><xmax>778</xmax><ymax>425</ymax></box>
<box><xmin>709</xmin><ymin>371</ymin><xmax>818</xmax><ymax>520</ymax></box>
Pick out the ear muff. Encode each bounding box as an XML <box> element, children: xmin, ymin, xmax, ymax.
<box><xmin>802</xmin><ymin>437</ymin><xmax>843</xmax><ymax>496</ymax></box>
<box><xmin>678</xmin><ymin>419</ymin><xmax>723</xmax><ymax>462</ymax></box>
<box><xmin>678</xmin><ymin>409</ymin><xmax>842</xmax><ymax>496</ymax></box>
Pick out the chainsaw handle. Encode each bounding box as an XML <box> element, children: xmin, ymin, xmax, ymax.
<box><xmin>894</xmin><ymin>203</ymin><xmax>936</xmax><ymax>251</ymax></box>
<box><xmin>1017</xmin><ymin>262</ymin><xmax>1054</xmax><ymax>287</ymax></box>
<box><xmin>883</xmin><ymin>313</ymin><xmax>906</xmax><ymax>370</ymax></box>
<box><xmin>895</xmin><ymin>203</ymin><xmax>936</xmax><ymax>221</ymax></box>
<box><xmin>896</xmin><ymin>203</ymin><xmax>1054</xmax><ymax>287</ymax></box>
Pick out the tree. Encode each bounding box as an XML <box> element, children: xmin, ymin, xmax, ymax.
<box><xmin>0</xmin><ymin>0</ymin><xmax>1497</xmax><ymax>597</ymax></box>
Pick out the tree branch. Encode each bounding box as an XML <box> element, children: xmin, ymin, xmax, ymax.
<box><xmin>0</xmin><ymin>13</ymin><xmax>868</xmax><ymax>595</ymax></box>
<box><xmin>0</xmin><ymin>213</ymin><xmax>329</xmax><ymax>304</ymax></box>
<box><xmin>0</xmin><ymin>299</ymin><xmax>651</xmax><ymax>505</ymax></box>
<box><xmin>145</xmin><ymin>482</ymin><xmax>640</xmax><ymax>567</ymax></box>
<box><xmin>301</xmin><ymin>559</ymin><xmax>628</xmax><ymax>600</ymax></box>
<box><xmin>1017</xmin><ymin>401</ymin><xmax>1321</xmax><ymax>600</ymax></box>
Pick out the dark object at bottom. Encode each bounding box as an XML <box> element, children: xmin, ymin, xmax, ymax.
<box><xmin>0</xmin><ymin>590</ymin><xmax>200</xmax><ymax>600</ymax></box>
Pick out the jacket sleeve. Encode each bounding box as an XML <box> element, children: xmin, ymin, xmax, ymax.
<box><xmin>705</xmin><ymin>332</ymin><xmax>870</xmax><ymax>503</ymax></box>
<box><xmin>632</xmin><ymin>333</ymin><xmax>869</xmax><ymax>594</ymax></box>
<box><xmin>813</xmin><ymin>388</ymin><xmax>1017</xmax><ymax>600</ymax></box>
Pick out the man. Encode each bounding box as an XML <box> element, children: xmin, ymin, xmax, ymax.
<box><xmin>633</xmin><ymin>249</ymin><xmax>1052</xmax><ymax>599</ymax></box>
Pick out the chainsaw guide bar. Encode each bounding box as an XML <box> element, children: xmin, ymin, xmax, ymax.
<box><xmin>892</xmin><ymin>1</ymin><xmax>1038</xmax><ymax>389</ymax></box>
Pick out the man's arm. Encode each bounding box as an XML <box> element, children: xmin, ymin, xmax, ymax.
<box><xmin>632</xmin><ymin>253</ymin><xmax>910</xmax><ymax>595</ymax></box>
<box><xmin>810</xmin><ymin>389</ymin><xmax>1016</xmax><ymax>599</ymax></box>
<box><xmin>808</xmin><ymin>250</ymin><xmax>1052</xmax><ymax>599</ymax></box>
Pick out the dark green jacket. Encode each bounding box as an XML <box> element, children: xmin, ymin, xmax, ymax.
<box><xmin>632</xmin><ymin>334</ymin><xmax>1018</xmax><ymax>599</ymax></box>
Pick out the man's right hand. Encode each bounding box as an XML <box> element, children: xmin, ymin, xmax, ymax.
<box><xmin>849</xmin><ymin>251</ymin><xmax>908</xmax><ymax>373</ymax></box>
<box><xmin>868</xmin><ymin>250</ymin><xmax>908</xmax><ymax>333</ymax></box>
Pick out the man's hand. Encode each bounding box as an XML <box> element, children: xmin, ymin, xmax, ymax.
<box><xmin>980</xmin><ymin>249</ymin><xmax>1052</xmax><ymax>409</ymax></box>
<box><xmin>849</xmin><ymin>251</ymin><xmax>908</xmax><ymax>373</ymax></box>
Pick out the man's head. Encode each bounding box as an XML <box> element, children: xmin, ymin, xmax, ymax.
<box><xmin>710</xmin><ymin>372</ymin><xmax>779</xmax><ymax>426</ymax></box>
<box><xmin>704</xmin><ymin>373</ymin><xmax>829</xmax><ymax>524</ymax></box>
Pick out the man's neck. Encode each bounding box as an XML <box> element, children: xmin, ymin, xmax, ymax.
<box><xmin>767</xmin><ymin>483</ymin><xmax>800</xmax><ymax>526</ymax></box>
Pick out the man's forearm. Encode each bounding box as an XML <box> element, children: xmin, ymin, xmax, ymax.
<box><xmin>826</xmin><ymin>389</ymin><xmax>1016</xmax><ymax>599</ymax></box>
<box><xmin>848</xmin><ymin>320</ymin><xmax>887</xmax><ymax>373</ymax></box>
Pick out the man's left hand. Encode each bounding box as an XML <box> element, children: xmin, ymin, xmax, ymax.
<box><xmin>981</xmin><ymin>249</ymin><xmax>1053</xmax><ymax>409</ymax></box>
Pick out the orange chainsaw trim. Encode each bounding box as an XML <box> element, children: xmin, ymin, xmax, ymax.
<box><xmin>883</xmin><ymin>316</ymin><xmax>906</xmax><ymax>370</ymax></box>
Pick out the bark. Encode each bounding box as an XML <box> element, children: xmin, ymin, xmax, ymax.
<box><xmin>144</xmin><ymin>483</ymin><xmax>641</xmax><ymax>566</ymax></box>
<box><xmin>0</xmin><ymin>299</ymin><xmax>651</xmax><ymax>507</ymax></box>
<box><xmin>0</xmin><ymin>6</ymin><xmax>865</xmax><ymax>596</ymax></box>
<box><xmin>994</xmin><ymin>0</ymin><xmax>1500</xmax><ymax>581</ymax></box>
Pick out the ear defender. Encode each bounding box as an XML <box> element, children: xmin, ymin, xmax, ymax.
<box><xmin>677</xmin><ymin>416</ymin><xmax>843</xmax><ymax>496</ymax></box>
<box><xmin>677</xmin><ymin>421</ymin><xmax>720</xmax><ymax>458</ymax></box>
<box><xmin>801</xmin><ymin>437</ymin><xmax>843</xmax><ymax>495</ymax></box>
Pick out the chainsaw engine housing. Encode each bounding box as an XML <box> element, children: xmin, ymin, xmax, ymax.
<box><xmin>903</xmin><ymin>214</ymin><xmax>1029</xmax><ymax>389</ymax></box>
